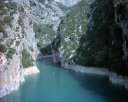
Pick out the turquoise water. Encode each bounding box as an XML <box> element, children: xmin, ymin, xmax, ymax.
<box><xmin>1</xmin><ymin>60</ymin><xmax>128</xmax><ymax>102</ymax></box>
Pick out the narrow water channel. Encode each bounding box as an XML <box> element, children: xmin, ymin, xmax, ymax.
<box><xmin>1</xmin><ymin>60</ymin><xmax>128</xmax><ymax>102</ymax></box>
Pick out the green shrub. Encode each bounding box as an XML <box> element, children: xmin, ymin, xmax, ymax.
<box><xmin>10</xmin><ymin>11</ymin><xmax>17</xmax><ymax>16</ymax></box>
<box><xmin>16</xmin><ymin>41</ymin><xmax>20</xmax><ymax>46</ymax></box>
<box><xmin>0</xmin><ymin>45</ymin><xmax>7</xmax><ymax>52</ymax></box>
<box><xmin>29</xmin><ymin>20</ymin><xmax>32</xmax><ymax>25</ymax></box>
<box><xmin>0</xmin><ymin>8</ymin><xmax>8</xmax><ymax>15</ymax></box>
<box><xmin>5</xmin><ymin>2</ymin><xmax>17</xmax><ymax>10</ymax></box>
<box><xmin>22</xmin><ymin>49</ymin><xmax>34</xmax><ymax>68</ymax></box>
<box><xmin>4</xmin><ymin>16</ymin><xmax>12</xmax><ymax>24</ymax></box>
<box><xmin>6</xmin><ymin>48</ymin><xmax>16</xmax><ymax>59</ymax></box>
<box><xmin>0</xmin><ymin>26</ymin><xmax>8</xmax><ymax>38</ymax></box>
<box><xmin>3</xmin><ymin>9</ymin><xmax>8</xmax><ymax>14</ymax></box>
<box><xmin>33</xmin><ymin>23</ymin><xmax>55</xmax><ymax>38</ymax></box>
<box><xmin>0</xmin><ymin>1</ymin><xmax>4</xmax><ymax>10</ymax></box>
<box><xmin>33</xmin><ymin>23</ymin><xmax>55</xmax><ymax>48</ymax></box>
<box><xmin>18</xmin><ymin>17</ymin><xmax>23</xmax><ymax>27</ymax></box>
<box><xmin>18</xmin><ymin>6</ymin><xmax>24</xmax><ymax>12</ymax></box>
<box><xmin>10</xmin><ymin>39</ymin><xmax>15</xmax><ymax>45</ymax></box>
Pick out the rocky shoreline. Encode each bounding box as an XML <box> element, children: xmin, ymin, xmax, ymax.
<box><xmin>0</xmin><ymin>76</ymin><xmax>25</xmax><ymax>98</ymax></box>
<box><xmin>24</xmin><ymin>66</ymin><xmax>40</xmax><ymax>76</ymax></box>
<box><xmin>109</xmin><ymin>72</ymin><xmax>128</xmax><ymax>89</ymax></box>
<box><xmin>63</xmin><ymin>64</ymin><xmax>128</xmax><ymax>90</ymax></box>
<box><xmin>0</xmin><ymin>66</ymin><xmax>40</xmax><ymax>98</ymax></box>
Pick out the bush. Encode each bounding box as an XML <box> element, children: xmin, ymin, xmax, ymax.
<box><xmin>4</xmin><ymin>16</ymin><xmax>12</xmax><ymax>24</ymax></box>
<box><xmin>16</xmin><ymin>41</ymin><xmax>20</xmax><ymax>46</ymax></box>
<box><xmin>18</xmin><ymin>6</ymin><xmax>24</xmax><ymax>12</ymax></box>
<box><xmin>22</xmin><ymin>49</ymin><xmax>34</xmax><ymax>68</ymax></box>
<box><xmin>5</xmin><ymin>2</ymin><xmax>17</xmax><ymax>10</ymax></box>
<box><xmin>33</xmin><ymin>23</ymin><xmax>55</xmax><ymax>38</ymax></box>
<box><xmin>33</xmin><ymin>23</ymin><xmax>55</xmax><ymax>48</ymax></box>
<box><xmin>0</xmin><ymin>45</ymin><xmax>7</xmax><ymax>52</ymax></box>
<box><xmin>0</xmin><ymin>26</ymin><xmax>8</xmax><ymax>38</ymax></box>
<box><xmin>18</xmin><ymin>17</ymin><xmax>23</xmax><ymax>27</ymax></box>
<box><xmin>6</xmin><ymin>48</ymin><xmax>16</xmax><ymax>59</ymax></box>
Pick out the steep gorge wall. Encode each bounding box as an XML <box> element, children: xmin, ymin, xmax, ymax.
<box><xmin>57</xmin><ymin>0</ymin><xmax>128</xmax><ymax>76</ymax></box>
<box><xmin>0</xmin><ymin>0</ymin><xmax>32</xmax><ymax>98</ymax></box>
<box><xmin>56</xmin><ymin>0</ymin><xmax>128</xmax><ymax>88</ymax></box>
<box><xmin>114</xmin><ymin>0</ymin><xmax>128</xmax><ymax>74</ymax></box>
<box><xmin>72</xmin><ymin>0</ymin><xmax>128</xmax><ymax>76</ymax></box>
<box><xmin>0</xmin><ymin>0</ymin><xmax>64</xmax><ymax>98</ymax></box>
<box><xmin>58</xmin><ymin>0</ymin><xmax>94</xmax><ymax>64</ymax></box>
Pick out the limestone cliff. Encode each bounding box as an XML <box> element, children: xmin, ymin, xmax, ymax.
<box><xmin>0</xmin><ymin>0</ymin><xmax>64</xmax><ymax>98</ymax></box>
<box><xmin>73</xmin><ymin>0</ymin><xmax>128</xmax><ymax>76</ymax></box>
<box><xmin>114</xmin><ymin>0</ymin><xmax>128</xmax><ymax>74</ymax></box>
<box><xmin>57</xmin><ymin>0</ymin><xmax>128</xmax><ymax>88</ymax></box>
<box><xmin>58</xmin><ymin>0</ymin><xmax>94</xmax><ymax>65</ymax></box>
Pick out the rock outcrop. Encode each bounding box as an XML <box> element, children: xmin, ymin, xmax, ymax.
<box><xmin>73</xmin><ymin>0</ymin><xmax>128</xmax><ymax>76</ymax></box>
<box><xmin>58</xmin><ymin>0</ymin><xmax>93</xmax><ymax>64</ymax></box>
<box><xmin>0</xmin><ymin>0</ymin><xmax>64</xmax><ymax>98</ymax></box>
<box><xmin>114</xmin><ymin>0</ymin><xmax>128</xmax><ymax>74</ymax></box>
<box><xmin>24</xmin><ymin>66</ymin><xmax>40</xmax><ymax>76</ymax></box>
<box><xmin>57</xmin><ymin>0</ymin><xmax>128</xmax><ymax>89</ymax></box>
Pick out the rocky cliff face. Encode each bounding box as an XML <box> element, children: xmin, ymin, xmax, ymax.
<box><xmin>0</xmin><ymin>0</ymin><xmax>64</xmax><ymax>98</ymax></box>
<box><xmin>114</xmin><ymin>0</ymin><xmax>128</xmax><ymax>74</ymax></box>
<box><xmin>57</xmin><ymin>0</ymin><xmax>128</xmax><ymax>89</ymax></box>
<box><xmin>56</xmin><ymin>0</ymin><xmax>128</xmax><ymax>76</ymax></box>
<box><xmin>58</xmin><ymin>0</ymin><xmax>93</xmax><ymax>65</ymax></box>
<box><xmin>73</xmin><ymin>0</ymin><xmax>128</xmax><ymax>76</ymax></box>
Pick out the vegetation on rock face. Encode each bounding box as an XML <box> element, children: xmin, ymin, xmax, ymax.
<box><xmin>4</xmin><ymin>16</ymin><xmax>13</xmax><ymax>25</ymax></box>
<box><xmin>5</xmin><ymin>2</ymin><xmax>17</xmax><ymax>11</ymax></box>
<box><xmin>33</xmin><ymin>23</ymin><xmax>55</xmax><ymax>38</ymax></box>
<box><xmin>0</xmin><ymin>0</ymin><xmax>127</xmax><ymax>77</ymax></box>
<box><xmin>75</xmin><ymin>0</ymin><xmax>115</xmax><ymax>67</ymax></box>
<box><xmin>33</xmin><ymin>23</ymin><xmax>56</xmax><ymax>48</ymax></box>
<box><xmin>59</xmin><ymin>0</ymin><xmax>94</xmax><ymax>63</ymax></box>
<box><xmin>18</xmin><ymin>17</ymin><xmax>23</xmax><ymax>27</ymax></box>
<box><xmin>0</xmin><ymin>1</ymin><xmax>12</xmax><ymax>38</ymax></box>
<box><xmin>33</xmin><ymin>22</ymin><xmax>61</xmax><ymax>55</ymax></box>
<box><xmin>22</xmin><ymin>49</ymin><xmax>34</xmax><ymax>68</ymax></box>
<box><xmin>6</xmin><ymin>48</ymin><xmax>16</xmax><ymax>59</ymax></box>
<box><xmin>16</xmin><ymin>41</ymin><xmax>20</xmax><ymax>46</ymax></box>
<box><xmin>73</xmin><ymin>0</ymin><xmax>128</xmax><ymax>76</ymax></box>
<box><xmin>0</xmin><ymin>45</ymin><xmax>7</xmax><ymax>53</ymax></box>
<box><xmin>0</xmin><ymin>26</ymin><xmax>8</xmax><ymax>38</ymax></box>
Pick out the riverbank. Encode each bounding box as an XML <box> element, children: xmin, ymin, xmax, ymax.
<box><xmin>109</xmin><ymin>72</ymin><xmax>128</xmax><ymax>89</ymax></box>
<box><xmin>63</xmin><ymin>64</ymin><xmax>128</xmax><ymax>90</ymax></box>
<box><xmin>0</xmin><ymin>75</ymin><xmax>25</xmax><ymax>98</ymax></box>
<box><xmin>24</xmin><ymin>66</ymin><xmax>40</xmax><ymax>76</ymax></box>
<box><xmin>0</xmin><ymin>66</ymin><xmax>40</xmax><ymax>98</ymax></box>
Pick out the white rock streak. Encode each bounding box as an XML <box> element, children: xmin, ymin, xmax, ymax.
<box><xmin>54</xmin><ymin>0</ymin><xmax>81</xmax><ymax>7</ymax></box>
<box><xmin>24</xmin><ymin>66</ymin><xmax>40</xmax><ymax>76</ymax></box>
<box><xmin>63</xmin><ymin>64</ymin><xmax>128</xmax><ymax>89</ymax></box>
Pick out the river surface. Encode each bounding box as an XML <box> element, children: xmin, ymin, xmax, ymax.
<box><xmin>1</xmin><ymin>60</ymin><xmax>128</xmax><ymax>102</ymax></box>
